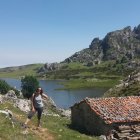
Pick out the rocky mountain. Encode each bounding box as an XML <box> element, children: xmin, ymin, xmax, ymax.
<box><xmin>64</xmin><ymin>24</ymin><xmax>140</xmax><ymax>67</ymax></box>
<box><xmin>36</xmin><ymin>24</ymin><xmax>140</xmax><ymax>75</ymax></box>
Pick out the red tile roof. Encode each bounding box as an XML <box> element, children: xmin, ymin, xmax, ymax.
<box><xmin>84</xmin><ymin>96</ymin><xmax>140</xmax><ymax>124</ymax></box>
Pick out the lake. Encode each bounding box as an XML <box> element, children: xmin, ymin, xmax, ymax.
<box><xmin>0</xmin><ymin>78</ymin><xmax>107</xmax><ymax>109</ymax></box>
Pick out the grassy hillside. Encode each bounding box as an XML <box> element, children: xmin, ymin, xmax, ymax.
<box><xmin>0</xmin><ymin>64</ymin><xmax>43</xmax><ymax>78</ymax></box>
<box><xmin>46</xmin><ymin>61</ymin><xmax>130</xmax><ymax>89</ymax></box>
<box><xmin>0</xmin><ymin>101</ymin><xmax>98</xmax><ymax>140</ymax></box>
<box><xmin>104</xmin><ymin>70</ymin><xmax>140</xmax><ymax>97</ymax></box>
<box><xmin>46</xmin><ymin>61</ymin><xmax>132</xmax><ymax>79</ymax></box>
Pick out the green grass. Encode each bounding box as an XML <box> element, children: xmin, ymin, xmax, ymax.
<box><xmin>74</xmin><ymin>72</ymin><xmax>94</xmax><ymax>78</ymax></box>
<box><xmin>0</xmin><ymin>102</ymin><xmax>39</xmax><ymax>140</ymax></box>
<box><xmin>0</xmin><ymin>64</ymin><xmax>43</xmax><ymax>78</ymax></box>
<box><xmin>0</xmin><ymin>114</ymin><xmax>37</xmax><ymax>140</ymax></box>
<box><xmin>59</xmin><ymin>78</ymin><xmax>120</xmax><ymax>90</ymax></box>
<box><xmin>42</xmin><ymin>116</ymin><xmax>98</xmax><ymax>140</ymax></box>
<box><xmin>62</xmin><ymin>62</ymin><xmax>88</xmax><ymax>70</ymax></box>
<box><xmin>0</xmin><ymin>101</ymin><xmax>99</xmax><ymax>140</ymax></box>
<box><xmin>104</xmin><ymin>81</ymin><xmax>140</xmax><ymax>97</ymax></box>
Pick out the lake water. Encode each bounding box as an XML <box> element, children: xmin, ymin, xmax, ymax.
<box><xmin>0</xmin><ymin>78</ymin><xmax>107</xmax><ymax>109</ymax></box>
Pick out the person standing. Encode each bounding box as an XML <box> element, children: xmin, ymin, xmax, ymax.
<box><xmin>24</xmin><ymin>87</ymin><xmax>48</xmax><ymax>128</ymax></box>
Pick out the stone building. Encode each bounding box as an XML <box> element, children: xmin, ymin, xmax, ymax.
<box><xmin>71</xmin><ymin>96</ymin><xmax>140</xmax><ymax>139</ymax></box>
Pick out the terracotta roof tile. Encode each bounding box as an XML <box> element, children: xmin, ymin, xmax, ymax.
<box><xmin>84</xmin><ymin>96</ymin><xmax>140</xmax><ymax>124</ymax></box>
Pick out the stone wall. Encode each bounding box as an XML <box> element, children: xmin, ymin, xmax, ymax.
<box><xmin>71</xmin><ymin>102</ymin><xmax>113</xmax><ymax>136</ymax></box>
<box><xmin>111</xmin><ymin>123</ymin><xmax>140</xmax><ymax>139</ymax></box>
<box><xmin>71</xmin><ymin>102</ymin><xmax>86</xmax><ymax>129</ymax></box>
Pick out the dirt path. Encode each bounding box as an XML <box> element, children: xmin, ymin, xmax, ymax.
<box><xmin>31</xmin><ymin>127</ymin><xmax>54</xmax><ymax>140</ymax></box>
<box><xmin>21</xmin><ymin>126</ymin><xmax>54</xmax><ymax>140</ymax></box>
<box><xmin>15</xmin><ymin>114</ymin><xmax>55</xmax><ymax>140</ymax></box>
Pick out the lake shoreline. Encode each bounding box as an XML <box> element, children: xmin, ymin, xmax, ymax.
<box><xmin>0</xmin><ymin>78</ymin><xmax>107</xmax><ymax>109</ymax></box>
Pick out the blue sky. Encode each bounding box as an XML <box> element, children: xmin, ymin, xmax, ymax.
<box><xmin>0</xmin><ymin>0</ymin><xmax>140</xmax><ymax>68</ymax></box>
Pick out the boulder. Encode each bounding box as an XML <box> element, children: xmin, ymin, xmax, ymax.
<box><xmin>14</xmin><ymin>99</ymin><xmax>30</xmax><ymax>112</ymax></box>
<box><xmin>5</xmin><ymin>90</ymin><xmax>17</xmax><ymax>99</ymax></box>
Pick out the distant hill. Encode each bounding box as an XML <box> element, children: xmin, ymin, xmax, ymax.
<box><xmin>0</xmin><ymin>63</ymin><xmax>44</xmax><ymax>78</ymax></box>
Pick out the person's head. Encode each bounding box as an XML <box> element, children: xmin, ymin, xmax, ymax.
<box><xmin>36</xmin><ymin>87</ymin><xmax>43</xmax><ymax>96</ymax></box>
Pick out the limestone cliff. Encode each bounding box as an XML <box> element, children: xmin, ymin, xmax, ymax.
<box><xmin>64</xmin><ymin>24</ymin><xmax>140</xmax><ymax>68</ymax></box>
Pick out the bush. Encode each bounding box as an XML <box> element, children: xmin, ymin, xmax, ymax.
<box><xmin>121</xmin><ymin>56</ymin><xmax>128</xmax><ymax>63</ymax></box>
<box><xmin>0</xmin><ymin>80</ymin><xmax>11</xmax><ymax>94</ymax></box>
<box><xmin>21</xmin><ymin>75</ymin><xmax>39</xmax><ymax>99</ymax></box>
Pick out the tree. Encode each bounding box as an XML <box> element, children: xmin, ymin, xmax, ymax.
<box><xmin>0</xmin><ymin>80</ymin><xmax>11</xmax><ymax>94</ymax></box>
<box><xmin>21</xmin><ymin>75</ymin><xmax>39</xmax><ymax>99</ymax></box>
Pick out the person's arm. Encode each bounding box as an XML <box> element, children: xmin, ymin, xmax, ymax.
<box><xmin>42</xmin><ymin>93</ymin><xmax>49</xmax><ymax>100</ymax></box>
<box><xmin>31</xmin><ymin>93</ymin><xmax>36</xmax><ymax>112</ymax></box>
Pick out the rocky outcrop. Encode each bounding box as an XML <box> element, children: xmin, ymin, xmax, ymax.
<box><xmin>102</xmin><ymin>26</ymin><xmax>134</xmax><ymax>60</ymax></box>
<box><xmin>37</xmin><ymin>62</ymin><xmax>62</xmax><ymax>74</ymax></box>
<box><xmin>64</xmin><ymin>47</ymin><xmax>102</xmax><ymax>66</ymax></box>
<box><xmin>43</xmin><ymin>97</ymin><xmax>71</xmax><ymax>118</ymax></box>
<box><xmin>5</xmin><ymin>90</ymin><xmax>17</xmax><ymax>99</ymax></box>
<box><xmin>63</xmin><ymin>24</ymin><xmax>140</xmax><ymax>69</ymax></box>
<box><xmin>0</xmin><ymin>90</ymin><xmax>71</xmax><ymax>118</ymax></box>
<box><xmin>14</xmin><ymin>99</ymin><xmax>30</xmax><ymax>112</ymax></box>
<box><xmin>1</xmin><ymin>90</ymin><xmax>31</xmax><ymax>112</ymax></box>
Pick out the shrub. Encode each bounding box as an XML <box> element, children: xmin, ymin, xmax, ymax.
<box><xmin>121</xmin><ymin>56</ymin><xmax>128</xmax><ymax>63</ymax></box>
<box><xmin>0</xmin><ymin>80</ymin><xmax>11</xmax><ymax>94</ymax></box>
<box><xmin>21</xmin><ymin>75</ymin><xmax>39</xmax><ymax>99</ymax></box>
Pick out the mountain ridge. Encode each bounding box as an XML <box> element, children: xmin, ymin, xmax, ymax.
<box><xmin>63</xmin><ymin>24</ymin><xmax>140</xmax><ymax>68</ymax></box>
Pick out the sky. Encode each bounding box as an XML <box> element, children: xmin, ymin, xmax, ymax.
<box><xmin>0</xmin><ymin>0</ymin><xmax>140</xmax><ymax>68</ymax></box>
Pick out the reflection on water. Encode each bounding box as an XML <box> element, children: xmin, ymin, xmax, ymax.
<box><xmin>0</xmin><ymin>78</ymin><xmax>107</xmax><ymax>109</ymax></box>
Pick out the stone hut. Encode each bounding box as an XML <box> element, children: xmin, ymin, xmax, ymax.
<box><xmin>71</xmin><ymin>96</ymin><xmax>140</xmax><ymax>139</ymax></box>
